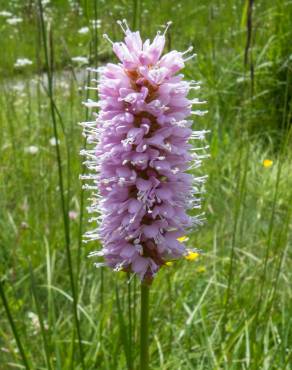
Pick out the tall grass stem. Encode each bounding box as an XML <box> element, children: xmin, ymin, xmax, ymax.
<box><xmin>140</xmin><ymin>283</ymin><xmax>150</xmax><ymax>370</ymax></box>
<box><xmin>0</xmin><ymin>280</ymin><xmax>31</xmax><ymax>370</ymax></box>
<box><xmin>37</xmin><ymin>1</ymin><xmax>85</xmax><ymax>368</ymax></box>
<box><xmin>29</xmin><ymin>262</ymin><xmax>52</xmax><ymax>370</ymax></box>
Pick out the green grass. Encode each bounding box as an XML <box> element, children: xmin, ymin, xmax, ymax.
<box><xmin>0</xmin><ymin>0</ymin><xmax>292</xmax><ymax>369</ymax></box>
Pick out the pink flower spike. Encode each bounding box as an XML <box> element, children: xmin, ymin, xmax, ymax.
<box><xmin>81</xmin><ymin>21</ymin><xmax>207</xmax><ymax>282</ymax></box>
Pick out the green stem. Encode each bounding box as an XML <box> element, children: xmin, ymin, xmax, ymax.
<box><xmin>29</xmin><ymin>263</ymin><xmax>52</xmax><ymax>370</ymax></box>
<box><xmin>140</xmin><ymin>283</ymin><xmax>150</xmax><ymax>370</ymax></box>
<box><xmin>37</xmin><ymin>1</ymin><xmax>85</xmax><ymax>368</ymax></box>
<box><xmin>127</xmin><ymin>274</ymin><xmax>133</xmax><ymax>369</ymax></box>
<box><xmin>0</xmin><ymin>280</ymin><xmax>31</xmax><ymax>370</ymax></box>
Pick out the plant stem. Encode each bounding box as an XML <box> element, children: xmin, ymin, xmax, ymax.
<box><xmin>127</xmin><ymin>274</ymin><xmax>133</xmax><ymax>369</ymax></box>
<box><xmin>140</xmin><ymin>283</ymin><xmax>150</xmax><ymax>370</ymax></box>
<box><xmin>115</xmin><ymin>283</ymin><xmax>132</xmax><ymax>369</ymax></box>
<box><xmin>37</xmin><ymin>1</ymin><xmax>85</xmax><ymax>368</ymax></box>
<box><xmin>0</xmin><ymin>280</ymin><xmax>31</xmax><ymax>370</ymax></box>
<box><xmin>29</xmin><ymin>262</ymin><xmax>52</xmax><ymax>370</ymax></box>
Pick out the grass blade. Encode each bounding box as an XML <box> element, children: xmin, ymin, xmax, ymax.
<box><xmin>0</xmin><ymin>280</ymin><xmax>31</xmax><ymax>370</ymax></box>
<box><xmin>36</xmin><ymin>1</ymin><xmax>85</xmax><ymax>368</ymax></box>
<box><xmin>29</xmin><ymin>262</ymin><xmax>52</xmax><ymax>370</ymax></box>
<box><xmin>115</xmin><ymin>283</ymin><xmax>133</xmax><ymax>370</ymax></box>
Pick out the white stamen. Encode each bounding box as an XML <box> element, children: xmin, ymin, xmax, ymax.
<box><xmin>191</xmin><ymin>98</ymin><xmax>207</xmax><ymax>105</ymax></box>
<box><xmin>88</xmin><ymin>250</ymin><xmax>104</xmax><ymax>258</ymax></box>
<box><xmin>117</xmin><ymin>20</ymin><xmax>127</xmax><ymax>34</ymax></box>
<box><xmin>121</xmin><ymin>137</ymin><xmax>134</xmax><ymax>147</ymax></box>
<box><xmin>122</xmin><ymin>19</ymin><xmax>130</xmax><ymax>32</ymax></box>
<box><xmin>189</xmin><ymin>85</ymin><xmax>201</xmax><ymax>90</ymax></box>
<box><xmin>114</xmin><ymin>261</ymin><xmax>126</xmax><ymax>271</ymax></box>
<box><xmin>171</xmin><ymin>167</ymin><xmax>180</xmax><ymax>174</ymax></box>
<box><xmin>83</xmin><ymin>99</ymin><xmax>99</xmax><ymax>108</ymax></box>
<box><xmin>183</xmin><ymin>53</ymin><xmax>197</xmax><ymax>62</ymax></box>
<box><xmin>191</xmin><ymin>110</ymin><xmax>208</xmax><ymax>116</ymax></box>
<box><xmin>163</xmin><ymin>21</ymin><xmax>172</xmax><ymax>35</ymax></box>
<box><xmin>190</xmin><ymin>80</ymin><xmax>201</xmax><ymax>85</ymax></box>
<box><xmin>103</xmin><ymin>33</ymin><xmax>114</xmax><ymax>45</ymax></box>
<box><xmin>181</xmin><ymin>46</ymin><xmax>193</xmax><ymax>56</ymax></box>
<box><xmin>83</xmin><ymin>184</ymin><xmax>97</xmax><ymax>190</ymax></box>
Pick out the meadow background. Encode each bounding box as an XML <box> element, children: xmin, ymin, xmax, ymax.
<box><xmin>0</xmin><ymin>0</ymin><xmax>292</xmax><ymax>369</ymax></box>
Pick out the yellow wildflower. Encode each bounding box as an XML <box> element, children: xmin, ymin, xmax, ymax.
<box><xmin>196</xmin><ymin>266</ymin><xmax>206</xmax><ymax>273</ymax></box>
<box><xmin>263</xmin><ymin>159</ymin><xmax>273</xmax><ymax>168</ymax></box>
<box><xmin>165</xmin><ymin>261</ymin><xmax>173</xmax><ymax>267</ymax></box>
<box><xmin>185</xmin><ymin>252</ymin><xmax>200</xmax><ymax>261</ymax></box>
<box><xmin>177</xmin><ymin>236</ymin><xmax>189</xmax><ymax>243</ymax></box>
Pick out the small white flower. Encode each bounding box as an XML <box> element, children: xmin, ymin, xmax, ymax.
<box><xmin>28</xmin><ymin>311</ymin><xmax>37</xmax><ymax>320</ymax></box>
<box><xmin>58</xmin><ymin>81</ymin><xmax>69</xmax><ymax>89</ymax></box>
<box><xmin>27</xmin><ymin>311</ymin><xmax>48</xmax><ymax>334</ymax></box>
<box><xmin>236</xmin><ymin>77</ymin><xmax>245</xmax><ymax>84</ymax></box>
<box><xmin>14</xmin><ymin>58</ymin><xmax>33</xmax><ymax>68</ymax></box>
<box><xmin>78</xmin><ymin>26</ymin><xmax>89</xmax><ymax>34</ymax></box>
<box><xmin>7</xmin><ymin>17</ymin><xmax>23</xmax><ymax>25</ymax></box>
<box><xmin>20</xmin><ymin>221</ymin><xmax>29</xmax><ymax>229</ymax></box>
<box><xmin>90</xmin><ymin>19</ymin><xmax>101</xmax><ymax>28</ymax></box>
<box><xmin>69</xmin><ymin>210</ymin><xmax>78</xmax><ymax>220</ymax></box>
<box><xmin>0</xmin><ymin>347</ymin><xmax>10</xmax><ymax>353</ymax></box>
<box><xmin>12</xmin><ymin>84</ymin><xmax>25</xmax><ymax>92</ymax></box>
<box><xmin>44</xmin><ymin>14</ymin><xmax>52</xmax><ymax>23</ymax></box>
<box><xmin>25</xmin><ymin>146</ymin><xmax>39</xmax><ymax>154</ymax></box>
<box><xmin>49</xmin><ymin>137</ymin><xmax>60</xmax><ymax>146</ymax></box>
<box><xmin>0</xmin><ymin>11</ymin><xmax>12</xmax><ymax>17</ymax></box>
<box><xmin>71</xmin><ymin>56</ymin><xmax>89</xmax><ymax>65</ymax></box>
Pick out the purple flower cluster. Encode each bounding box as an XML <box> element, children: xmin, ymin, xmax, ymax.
<box><xmin>82</xmin><ymin>20</ymin><xmax>207</xmax><ymax>282</ymax></box>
